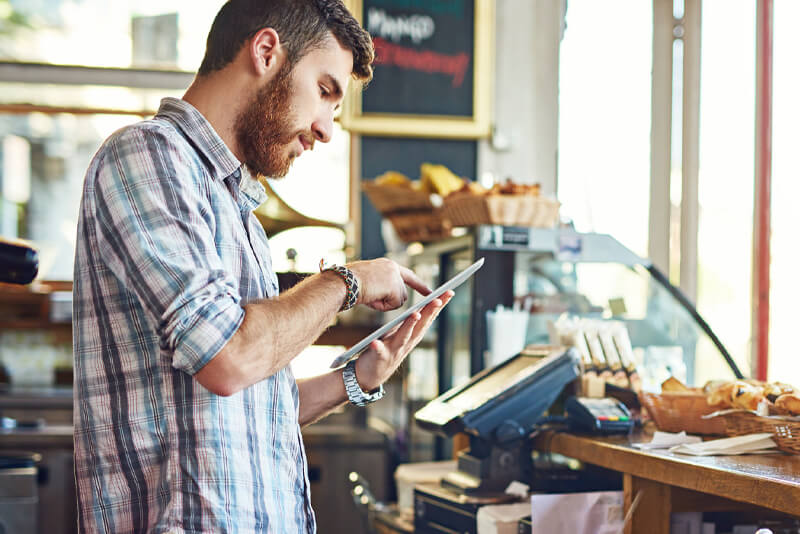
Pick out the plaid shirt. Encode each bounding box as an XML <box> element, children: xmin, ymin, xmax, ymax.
<box><xmin>73</xmin><ymin>98</ymin><xmax>315</xmax><ymax>534</ymax></box>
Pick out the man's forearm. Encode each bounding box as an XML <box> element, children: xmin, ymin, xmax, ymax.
<box><xmin>296</xmin><ymin>371</ymin><xmax>348</xmax><ymax>426</ymax></box>
<box><xmin>195</xmin><ymin>271</ymin><xmax>345</xmax><ymax>395</ymax></box>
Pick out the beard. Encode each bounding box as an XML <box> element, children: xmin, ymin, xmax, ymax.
<box><xmin>234</xmin><ymin>62</ymin><xmax>304</xmax><ymax>179</ymax></box>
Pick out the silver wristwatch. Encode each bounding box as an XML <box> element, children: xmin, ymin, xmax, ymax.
<box><xmin>343</xmin><ymin>360</ymin><xmax>384</xmax><ymax>407</ymax></box>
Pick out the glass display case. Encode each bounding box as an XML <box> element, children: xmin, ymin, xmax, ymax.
<box><xmin>392</xmin><ymin>225</ymin><xmax>748</xmax><ymax>461</ymax></box>
<box><xmin>404</xmin><ymin>226</ymin><xmax>745</xmax><ymax>418</ymax></box>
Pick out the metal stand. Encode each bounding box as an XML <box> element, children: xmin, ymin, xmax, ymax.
<box><xmin>441</xmin><ymin>429</ymin><xmax>532</xmax><ymax>496</ymax></box>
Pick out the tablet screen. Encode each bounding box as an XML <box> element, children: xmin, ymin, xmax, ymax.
<box><xmin>329</xmin><ymin>257</ymin><xmax>484</xmax><ymax>368</ymax></box>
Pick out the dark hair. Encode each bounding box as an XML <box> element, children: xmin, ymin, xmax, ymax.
<box><xmin>198</xmin><ymin>0</ymin><xmax>374</xmax><ymax>82</ymax></box>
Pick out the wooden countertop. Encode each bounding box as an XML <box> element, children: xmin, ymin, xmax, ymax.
<box><xmin>532</xmin><ymin>431</ymin><xmax>800</xmax><ymax>517</ymax></box>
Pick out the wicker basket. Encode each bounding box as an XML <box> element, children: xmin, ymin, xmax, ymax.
<box><xmin>639</xmin><ymin>391</ymin><xmax>727</xmax><ymax>435</ymax></box>
<box><xmin>363</xmin><ymin>181</ymin><xmax>434</xmax><ymax>213</ymax></box>
<box><xmin>387</xmin><ymin>210</ymin><xmax>452</xmax><ymax>243</ymax></box>
<box><xmin>443</xmin><ymin>194</ymin><xmax>560</xmax><ymax>228</ymax></box>
<box><xmin>714</xmin><ymin>411</ymin><xmax>800</xmax><ymax>454</ymax></box>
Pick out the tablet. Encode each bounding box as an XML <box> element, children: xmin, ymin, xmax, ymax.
<box><xmin>329</xmin><ymin>257</ymin><xmax>485</xmax><ymax>369</ymax></box>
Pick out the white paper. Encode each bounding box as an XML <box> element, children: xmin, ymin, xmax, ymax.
<box><xmin>633</xmin><ymin>431</ymin><xmax>702</xmax><ymax>450</ymax></box>
<box><xmin>670</xmin><ymin>433</ymin><xmax>776</xmax><ymax>456</ymax></box>
<box><xmin>476</xmin><ymin>502</ymin><xmax>531</xmax><ymax>534</ymax></box>
<box><xmin>531</xmin><ymin>491</ymin><xmax>624</xmax><ymax>534</ymax></box>
<box><xmin>504</xmin><ymin>480</ymin><xmax>530</xmax><ymax>498</ymax></box>
<box><xmin>704</xmin><ymin>408</ymin><xmax>800</xmax><ymax>422</ymax></box>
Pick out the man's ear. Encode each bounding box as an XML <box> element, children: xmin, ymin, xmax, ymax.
<box><xmin>249</xmin><ymin>27</ymin><xmax>285</xmax><ymax>75</ymax></box>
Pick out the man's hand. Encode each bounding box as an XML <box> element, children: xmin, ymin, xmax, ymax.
<box><xmin>347</xmin><ymin>258</ymin><xmax>431</xmax><ymax>311</ymax></box>
<box><xmin>353</xmin><ymin>290</ymin><xmax>454</xmax><ymax>391</ymax></box>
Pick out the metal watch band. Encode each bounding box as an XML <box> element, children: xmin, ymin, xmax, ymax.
<box><xmin>343</xmin><ymin>360</ymin><xmax>384</xmax><ymax>407</ymax></box>
<box><xmin>319</xmin><ymin>260</ymin><xmax>360</xmax><ymax>312</ymax></box>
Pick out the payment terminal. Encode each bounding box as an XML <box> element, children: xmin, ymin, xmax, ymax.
<box><xmin>564</xmin><ymin>396</ymin><xmax>634</xmax><ymax>435</ymax></box>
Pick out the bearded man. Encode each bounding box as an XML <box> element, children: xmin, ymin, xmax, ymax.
<box><xmin>72</xmin><ymin>1</ymin><xmax>451</xmax><ymax>532</ymax></box>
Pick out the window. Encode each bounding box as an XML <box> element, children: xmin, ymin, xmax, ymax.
<box><xmin>558</xmin><ymin>0</ymin><xmax>653</xmax><ymax>259</ymax></box>
<box><xmin>0</xmin><ymin>112</ymin><xmax>140</xmax><ymax>279</ymax></box>
<box><xmin>559</xmin><ymin>0</ymin><xmax>759</xmax><ymax>382</ymax></box>
<box><xmin>0</xmin><ymin>1</ymin><xmax>221</xmax><ymax>279</ymax></box>
<box><xmin>0</xmin><ymin>1</ymin><xmax>352</xmax><ymax>287</ymax></box>
<box><xmin>694</xmin><ymin>0</ymin><xmax>755</xmax><ymax>379</ymax></box>
<box><xmin>1</xmin><ymin>1</ymin><xmax>220</xmax><ymax>71</ymax></box>
<box><xmin>768</xmin><ymin>0</ymin><xmax>800</xmax><ymax>381</ymax></box>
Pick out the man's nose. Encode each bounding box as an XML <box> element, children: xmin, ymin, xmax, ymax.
<box><xmin>311</xmin><ymin>110</ymin><xmax>334</xmax><ymax>144</ymax></box>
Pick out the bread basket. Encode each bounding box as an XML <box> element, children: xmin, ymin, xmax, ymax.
<box><xmin>362</xmin><ymin>181</ymin><xmax>434</xmax><ymax>213</ymax></box>
<box><xmin>443</xmin><ymin>194</ymin><xmax>560</xmax><ymax>228</ymax></box>
<box><xmin>386</xmin><ymin>210</ymin><xmax>452</xmax><ymax>243</ymax></box>
<box><xmin>639</xmin><ymin>391</ymin><xmax>727</xmax><ymax>435</ymax></box>
<box><xmin>711</xmin><ymin>411</ymin><xmax>800</xmax><ymax>454</ymax></box>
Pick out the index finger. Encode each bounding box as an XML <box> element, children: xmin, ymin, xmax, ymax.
<box><xmin>399</xmin><ymin>266</ymin><xmax>432</xmax><ymax>296</ymax></box>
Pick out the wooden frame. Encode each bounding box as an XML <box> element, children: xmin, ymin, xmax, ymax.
<box><xmin>341</xmin><ymin>0</ymin><xmax>494</xmax><ymax>139</ymax></box>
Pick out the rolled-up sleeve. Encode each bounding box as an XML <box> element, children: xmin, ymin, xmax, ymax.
<box><xmin>92</xmin><ymin>126</ymin><xmax>244</xmax><ymax>375</ymax></box>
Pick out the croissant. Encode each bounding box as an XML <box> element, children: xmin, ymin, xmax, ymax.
<box><xmin>774</xmin><ymin>393</ymin><xmax>800</xmax><ymax>416</ymax></box>
<box><xmin>730</xmin><ymin>382</ymin><xmax>766</xmax><ymax>411</ymax></box>
<box><xmin>706</xmin><ymin>380</ymin><xmax>765</xmax><ymax>410</ymax></box>
<box><xmin>763</xmin><ymin>382</ymin><xmax>795</xmax><ymax>402</ymax></box>
<box><xmin>707</xmin><ymin>382</ymin><xmax>739</xmax><ymax>407</ymax></box>
<box><xmin>661</xmin><ymin>376</ymin><xmax>690</xmax><ymax>393</ymax></box>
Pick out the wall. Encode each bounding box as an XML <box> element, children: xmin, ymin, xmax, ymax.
<box><xmin>477</xmin><ymin>0</ymin><xmax>564</xmax><ymax>195</ymax></box>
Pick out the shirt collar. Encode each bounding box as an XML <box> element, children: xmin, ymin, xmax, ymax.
<box><xmin>155</xmin><ymin>97</ymin><xmax>267</xmax><ymax>209</ymax></box>
<box><xmin>155</xmin><ymin>97</ymin><xmax>241</xmax><ymax>182</ymax></box>
<box><xmin>239</xmin><ymin>167</ymin><xmax>268</xmax><ymax>209</ymax></box>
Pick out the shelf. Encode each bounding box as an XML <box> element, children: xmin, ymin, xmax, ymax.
<box><xmin>0</xmin><ymin>281</ymin><xmax>71</xmax><ymax>330</ymax></box>
<box><xmin>0</xmin><ymin>281</ymin><xmax>376</xmax><ymax>348</ymax></box>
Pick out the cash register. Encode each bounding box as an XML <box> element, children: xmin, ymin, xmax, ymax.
<box><xmin>412</xmin><ymin>346</ymin><xmax>633</xmax><ymax>533</ymax></box>
<box><xmin>413</xmin><ymin>346</ymin><xmax>582</xmax><ymax>533</ymax></box>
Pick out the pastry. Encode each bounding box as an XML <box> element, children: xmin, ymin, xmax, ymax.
<box><xmin>661</xmin><ymin>376</ymin><xmax>691</xmax><ymax>393</ymax></box>
<box><xmin>774</xmin><ymin>393</ymin><xmax>800</xmax><ymax>416</ymax></box>
<box><xmin>763</xmin><ymin>382</ymin><xmax>794</xmax><ymax>403</ymax></box>
<box><xmin>374</xmin><ymin>170</ymin><xmax>412</xmax><ymax>187</ymax></box>
<box><xmin>703</xmin><ymin>379</ymin><xmax>728</xmax><ymax>394</ymax></box>
<box><xmin>706</xmin><ymin>381</ymin><xmax>741</xmax><ymax>407</ymax></box>
<box><xmin>420</xmin><ymin>163</ymin><xmax>465</xmax><ymax>197</ymax></box>
<box><xmin>487</xmin><ymin>179</ymin><xmax>541</xmax><ymax>196</ymax></box>
<box><xmin>730</xmin><ymin>382</ymin><xmax>766</xmax><ymax>411</ymax></box>
<box><xmin>450</xmin><ymin>181</ymin><xmax>487</xmax><ymax>196</ymax></box>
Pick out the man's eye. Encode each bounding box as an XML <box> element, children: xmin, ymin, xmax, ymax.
<box><xmin>320</xmin><ymin>86</ymin><xmax>330</xmax><ymax>97</ymax></box>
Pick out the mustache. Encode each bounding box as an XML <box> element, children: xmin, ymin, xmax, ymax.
<box><xmin>297</xmin><ymin>132</ymin><xmax>315</xmax><ymax>151</ymax></box>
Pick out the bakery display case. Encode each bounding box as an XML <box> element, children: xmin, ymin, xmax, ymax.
<box><xmin>401</xmin><ymin>226</ymin><xmax>746</xmax><ymax>460</ymax></box>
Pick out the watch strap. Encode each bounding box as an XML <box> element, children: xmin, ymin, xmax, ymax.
<box><xmin>343</xmin><ymin>359</ymin><xmax>384</xmax><ymax>406</ymax></box>
<box><xmin>319</xmin><ymin>260</ymin><xmax>359</xmax><ymax>312</ymax></box>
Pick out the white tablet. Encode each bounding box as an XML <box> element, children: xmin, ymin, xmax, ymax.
<box><xmin>329</xmin><ymin>257</ymin><xmax>485</xmax><ymax>369</ymax></box>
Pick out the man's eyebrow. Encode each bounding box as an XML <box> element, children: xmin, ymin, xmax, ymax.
<box><xmin>323</xmin><ymin>73</ymin><xmax>343</xmax><ymax>99</ymax></box>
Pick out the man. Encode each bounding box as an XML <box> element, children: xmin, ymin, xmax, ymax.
<box><xmin>72</xmin><ymin>1</ymin><xmax>452</xmax><ymax>532</ymax></box>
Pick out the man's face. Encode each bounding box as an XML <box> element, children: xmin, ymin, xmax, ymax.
<box><xmin>235</xmin><ymin>34</ymin><xmax>353</xmax><ymax>178</ymax></box>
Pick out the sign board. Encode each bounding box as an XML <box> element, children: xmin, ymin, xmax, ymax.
<box><xmin>342</xmin><ymin>0</ymin><xmax>493</xmax><ymax>139</ymax></box>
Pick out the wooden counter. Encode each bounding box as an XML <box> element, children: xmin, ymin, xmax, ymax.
<box><xmin>533</xmin><ymin>431</ymin><xmax>800</xmax><ymax>534</ymax></box>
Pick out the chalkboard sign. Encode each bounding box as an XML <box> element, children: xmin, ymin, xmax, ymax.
<box><xmin>342</xmin><ymin>0</ymin><xmax>493</xmax><ymax>139</ymax></box>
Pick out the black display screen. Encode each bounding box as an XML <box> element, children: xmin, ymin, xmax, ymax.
<box><xmin>445</xmin><ymin>355</ymin><xmax>542</xmax><ymax>412</ymax></box>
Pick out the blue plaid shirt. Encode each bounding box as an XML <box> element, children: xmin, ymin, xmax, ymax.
<box><xmin>73</xmin><ymin>98</ymin><xmax>315</xmax><ymax>533</ymax></box>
